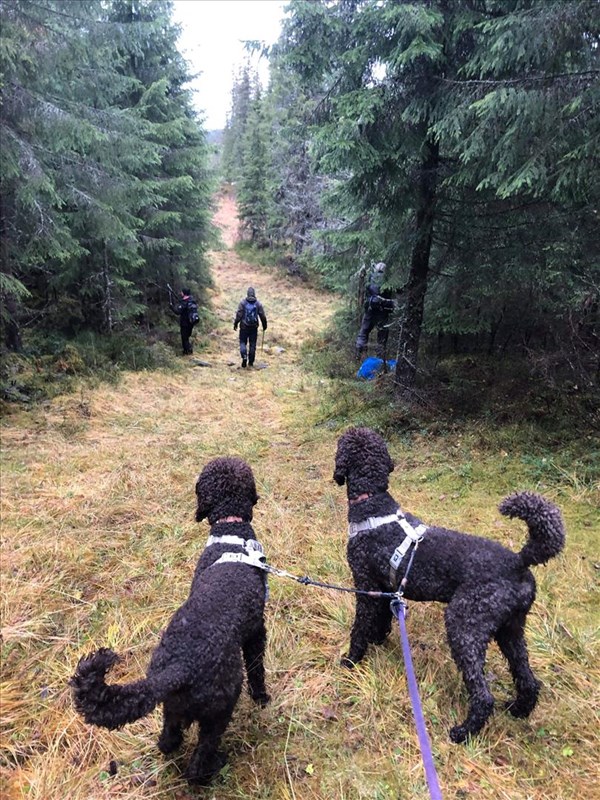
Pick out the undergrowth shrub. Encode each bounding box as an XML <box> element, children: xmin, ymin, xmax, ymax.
<box><xmin>0</xmin><ymin>327</ymin><xmax>182</xmax><ymax>410</ymax></box>
<box><xmin>235</xmin><ymin>241</ymin><xmax>323</xmax><ymax>286</ymax></box>
<box><xmin>303</xmin><ymin>314</ymin><xmax>600</xmax><ymax>439</ymax></box>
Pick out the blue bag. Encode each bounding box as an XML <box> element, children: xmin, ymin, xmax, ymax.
<box><xmin>357</xmin><ymin>357</ymin><xmax>397</xmax><ymax>380</ymax></box>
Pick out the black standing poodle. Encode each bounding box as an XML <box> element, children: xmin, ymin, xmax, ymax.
<box><xmin>71</xmin><ymin>457</ymin><xmax>270</xmax><ymax>785</ymax></box>
<box><xmin>334</xmin><ymin>427</ymin><xmax>565</xmax><ymax>743</ymax></box>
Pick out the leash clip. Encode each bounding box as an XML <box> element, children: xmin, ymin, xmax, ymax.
<box><xmin>390</xmin><ymin>594</ymin><xmax>407</xmax><ymax>618</ymax></box>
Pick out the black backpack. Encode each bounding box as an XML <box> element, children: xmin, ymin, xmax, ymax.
<box><xmin>243</xmin><ymin>300</ymin><xmax>259</xmax><ymax>327</ymax></box>
<box><xmin>185</xmin><ymin>297</ymin><xmax>200</xmax><ymax>326</ymax></box>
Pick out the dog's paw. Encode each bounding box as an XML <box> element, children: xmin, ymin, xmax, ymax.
<box><xmin>340</xmin><ymin>654</ymin><xmax>356</xmax><ymax>669</ymax></box>
<box><xmin>157</xmin><ymin>730</ymin><xmax>183</xmax><ymax>755</ymax></box>
<box><xmin>504</xmin><ymin>698</ymin><xmax>533</xmax><ymax>718</ymax></box>
<box><xmin>449</xmin><ymin>724</ymin><xmax>470</xmax><ymax>744</ymax></box>
<box><xmin>185</xmin><ymin>751</ymin><xmax>227</xmax><ymax>786</ymax></box>
<box><xmin>251</xmin><ymin>691</ymin><xmax>270</xmax><ymax>707</ymax></box>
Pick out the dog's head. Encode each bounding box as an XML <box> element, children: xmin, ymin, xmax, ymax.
<box><xmin>195</xmin><ymin>457</ymin><xmax>259</xmax><ymax>524</ymax></box>
<box><xmin>333</xmin><ymin>427</ymin><xmax>394</xmax><ymax>498</ymax></box>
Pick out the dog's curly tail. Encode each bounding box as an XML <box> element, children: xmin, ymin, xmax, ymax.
<box><xmin>70</xmin><ymin>648</ymin><xmax>184</xmax><ymax>730</ymax></box>
<box><xmin>499</xmin><ymin>491</ymin><xmax>565</xmax><ymax>568</ymax></box>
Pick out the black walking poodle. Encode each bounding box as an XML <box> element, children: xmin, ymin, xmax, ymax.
<box><xmin>71</xmin><ymin>457</ymin><xmax>270</xmax><ymax>785</ymax></box>
<box><xmin>333</xmin><ymin>427</ymin><xmax>565</xmax><ymax>743</ymax></box>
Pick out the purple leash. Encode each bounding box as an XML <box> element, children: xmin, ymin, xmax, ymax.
<box><xmin>391</xmin><ymin>597</ymin><xmax>443</xmax><ymax>800</ymax></box>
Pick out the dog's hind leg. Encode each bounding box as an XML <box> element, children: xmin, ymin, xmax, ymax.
<box><xmin>444</xmin><ymin>592</ymin><xmax>497</xmax><ymax>743</ymax></box>
<box><xmin>185</xmin><ymin>709</ymin><xmax>233</xmax><ymax>785</ymax></box>
<box><xmin>495</xmin><ymin>612</ymin><xmax>541</xmax><ymax>718</ymax></box>
<box><xmin>157</xmin><ymin>700</ymin><xmax>185</xmax><ymax>754</ymax></box>
<box><xmin>243</xmin><ymin>625</ymin><xmax>270</xmax><ymax>706</ymax></box>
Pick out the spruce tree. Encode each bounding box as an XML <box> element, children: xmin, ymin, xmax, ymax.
<box><xmin>0</xmin><ymin>0</ymin><xmax>213</xmax><ymax>352</ymax></box>
<box><xmin>237</xmin><ymin>89</ymin><xmax>271</xmax><ymax>245</ymax></box>
<box><xmin>276</xmin><ymin>0</ymin><xmax>599</xmax><ymax>392</ymax></box>
<box><xmin>222</xmin><ymin>65</ymin><xmax>256</xmax><ymax>183</ymax></box>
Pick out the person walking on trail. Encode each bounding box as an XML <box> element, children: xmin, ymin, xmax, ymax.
<box><xmin>355</xmin><ymin>262</ymin><xmax>395</xmax><ymax>362</ymax></box>
<box><xmin>171</xmin><ymin>287</ymin><xmax>200</xmax><ymax>355</ymax></box>
<box><xmin>234</xmin><ymin>287</ymin><xmax>267</xmax><ymax>368</ymax></box>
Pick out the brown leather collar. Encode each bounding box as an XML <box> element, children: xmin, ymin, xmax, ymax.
<box><xmin>215</xmin><ymin>516</ymin><xmax>244</xmax><ymax>524</ymax></box>
<box><xmin>348</xmin><ymin>493</ymin><xmax>372</xmax><ymax>506</ymax></box>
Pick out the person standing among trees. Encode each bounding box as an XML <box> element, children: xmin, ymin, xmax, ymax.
<box><xmin>171</xmin><ymin>287</ymin><xmax>200</xmax><ymax>355</ymax></box>
<box><xmin>355</xmin><ymin>262</ymin><xmax>395</xmax><ymax>362</ymax></box>
<box><xmin>234</xmin><ymin>287</ymin><xmax>267</xmax><ymax>368</ymax></box>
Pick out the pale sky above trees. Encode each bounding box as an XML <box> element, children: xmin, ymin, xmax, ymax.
<box><xmin>172</xmin><ymin>0</ymin><xmax>286</xmax><ymax>129</ymax></box>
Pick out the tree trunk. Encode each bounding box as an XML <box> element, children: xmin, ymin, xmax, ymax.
<box><xmin>0</xmin><ymin>197</ymin><xmax>23</xmax><ymax>351</ymax></box>
<box><xmin>394</xmin><ymin>137</ymin><xmax>439</xmax><ymax>393</ymax></box>
<box><xmin>103</xmin><ymin>242</ymin><xmax>113</xmax><ymax>334</ymax></box>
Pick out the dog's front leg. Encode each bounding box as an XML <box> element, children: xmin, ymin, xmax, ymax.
<box><xmin>342</xmin><ymin>595</ymin><xmax>388</xmax><ymax>667</ymax></box>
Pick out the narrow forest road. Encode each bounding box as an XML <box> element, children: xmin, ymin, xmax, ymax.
<box><xmin>203</xmin><ymin>187</ymin><xmax>336</xmax><ymax>385</ymax></box>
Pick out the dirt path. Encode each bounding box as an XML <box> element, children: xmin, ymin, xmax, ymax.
<box><xmin>207</xmin><ymin>188</ymin><xmax>335</xmax><ymax>368</ymax></box>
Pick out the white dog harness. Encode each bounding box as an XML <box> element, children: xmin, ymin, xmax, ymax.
<box><xmin>206</xmin><ymin>534</ymin><xmax>267</xmax><ymax>568</ymax></box>
<box><xmin>206</xmin><ymin>533</ymin><xmax>269</xmax><ymax>600</ymax></box>
<box><xmin>348</xmin><ymin>509</ymin><xmax>427</xmax><ymax>589</ymax></box>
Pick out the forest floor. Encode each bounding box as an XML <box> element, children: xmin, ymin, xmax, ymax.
<box><xmin>1</xmin><ymin>190</ymin><xmax>598</xmax><ymax>800</ymax></box>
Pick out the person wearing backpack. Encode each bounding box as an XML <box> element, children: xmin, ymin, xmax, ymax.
<box><xmin>171</xmin><ymin>288</ymin><xmax>199</xmax><ymax>355</ymax></box>
<box><xmin>355</xmin><ymin>262</ymin><xmax>395</xmax><ymax>361</ymax></box>
<box><xmin>233</xmin><ymin>287</ymin><xmax>267</xmax><ymax>368</ymax></box>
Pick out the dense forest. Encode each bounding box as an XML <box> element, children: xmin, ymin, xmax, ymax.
<box><xmin>1</xmin><ymin>0</ymin><xmax>214</xmax><ymax>390</ymax></box>
<box><xmin>2</xmin><ymin>0</ymin><xmax>599</xmax><ymax>411</ymax></box>
<box><xmin>224</xmin><ymin>0</ymin><xmax>600</xmax><ymax>404</ymax></box>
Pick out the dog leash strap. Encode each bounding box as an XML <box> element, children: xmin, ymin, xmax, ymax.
<box><xmin>261</xmin><ymin>562</ymin><xmax>401</xmax><ymax>598</ymax></box>
<box><xmin>391</xmin><ymin>598</ymin><xmax>443</xmax><ymax>800</ymax></box>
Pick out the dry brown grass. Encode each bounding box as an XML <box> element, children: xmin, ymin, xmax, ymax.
<box><xmin>1</xmin><ymin>195</ymin><xmax>598</xmax><ymax>799</ymax></box>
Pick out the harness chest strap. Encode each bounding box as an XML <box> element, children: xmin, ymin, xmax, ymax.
<box><xmin>348</xmin><ymin>510</ymin><xmax>427</xmax><ymax>589</ymax></box>
<box><xmin>206</xmin><ymin>534</ymin><xmax>267</xmax><ymax>569</ymax></box>
<box><xmin>389</xmin><ymin>520</ymin><xmax>427</xmax><ymax>588</ymax></box>
<box><xmin>348</xmin><ymin>513</ymin><xmax>400</xmax><ymax>537</ymax></box>
<box><xmin>206</xmin><ymin>534</ymin><xmax>250</xmax><ymax>548</ymax></box>
<box><xmin>212</xmin><ymin>550</ymin><xmax>268</xmax><ymax>569</ymax></box>
<box><xmin>207</xmin><ymin>536</ymin><xmax>270</xmax><ymax>602</ymax></box>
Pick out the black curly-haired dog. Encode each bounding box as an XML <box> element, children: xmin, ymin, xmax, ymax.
<box><xmin>71</xmin><ymin>457</ymin><xmax>270</xmax><ymax>785</ymax></box>
<box><xmin>334</xmin><ymin>427</ymin><xmax>565</xmax><ymax>743</ymax></box>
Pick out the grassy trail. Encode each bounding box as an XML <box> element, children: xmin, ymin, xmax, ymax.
<box><xmin>1</xmin><ymin>194</ymin><xmax>598</xmax><ymax>800</ymax></box>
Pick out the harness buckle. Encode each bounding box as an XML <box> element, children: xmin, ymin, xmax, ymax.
<box><xmin>390</xmin><ymin>548</ymin><xmax>404</xmax><ymax>571</ymax></box>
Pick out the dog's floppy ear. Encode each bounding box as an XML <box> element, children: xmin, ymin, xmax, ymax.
<box><xmin>333</xmin><ymin>442</ymin><xmax>348</xmax><ymax>485</ymax></box>
<box><xmin>333</xmin><ymin>468</ymin><xmax>346</xmax><ymax>486</ymax></box>
<box><xmin>195</xmin><ymin>475</ymin><xmax>210</xmax><ymax>521</ymax></box>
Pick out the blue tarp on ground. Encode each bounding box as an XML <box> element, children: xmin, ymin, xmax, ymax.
<box><xmin>357</xmin><ymin>357</ymin><xmax>397</xmax><ymax>380</ymax></box>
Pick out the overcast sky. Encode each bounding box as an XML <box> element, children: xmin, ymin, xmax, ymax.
<box><xmin>172</xmin><ymin>0</ymin><xmax>288</xmax><ymax>130</ymax></box>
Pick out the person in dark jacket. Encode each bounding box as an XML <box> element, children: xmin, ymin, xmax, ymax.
<box><xmin>171</xmin><ymin>288</ymin><xmax>198</xmax><ymax>355</ymax></box>
<box><xmin>355</xmin><ymin>262</ymin><xmax>395</xmax><ymax>361</ymax></box>
<box><xmin>234</xmin><ymin>287</ymin><xmax>267</xmax><ymax>368</ymax></box>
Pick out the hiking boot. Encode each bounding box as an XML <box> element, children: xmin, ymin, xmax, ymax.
<box><xmin>242</xmin><ymin>357</ymin><xmax>247</xmax><ymax>368</ymax></box>
<box><xmin>249</xmin><ymin>359</ymin><xmax>254</xmax><ymax>367</ymax></box>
